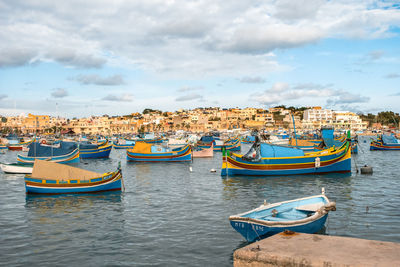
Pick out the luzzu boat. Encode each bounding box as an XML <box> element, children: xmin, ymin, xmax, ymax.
<box><xmin>24</xmin><ymin>160</ymin><xmax>122</xmax><ymax>194</ymax></box>
<box><xmin>198</xmin><ymin>138</ymin><xmax>241</xmax><ymax>152</ymax></box>
<box><xmin>17</xmin><ymin>141</ymin><xmax>80</xmax><ymax>164</ymax></box>
<box><xmin>79</xmin><ymin>140</ymin><xmax>112</xmax><ymax>159</ymax></box>
<box><xmin>370</xmin><ymin>134</ymin><xmax>400</xmax><ymax>150</ymax></box>
<box><xmin>127</xmin><ymin>142</ymin><xmax>192</xmax><ymax>162</ymax></box>
<box><xmin>229</xmin><ymin>190</ymin><xmax>336</xmax><ymax>242</ymax></box>
<box><xmin>221</xmin><ymin>134</ymin><xmax>351</xmax><ymax>176</ymax></box>
<box><xmin>113</xmin><ymin>139</ymin><xmax>136</xmax><ymax>149</ymax></box>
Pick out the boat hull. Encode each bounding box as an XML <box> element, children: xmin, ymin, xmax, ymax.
<box><xmin>17</xmin><ymin>148</ymin><xmax>80</xmax><ymax>164</ymax></box>
<box><xmin>8</xmin><ymin>145</ymin><xmax>23</xmax><ymax>151</ymax></box>
<box><xmin>221</xmin><ymin>143</ymin><xmax>351</xmax><ymax>176</ymax></box>
<box><xmin>80</xmin><ymin>144</ymin><xmax>112</xmax><ymax>159</ymax></box>
<box><xmin>127</xmin><ymin>144</ymin><xmax>192</xmax><ymax>162</ymax></box>
<box><xmin>25</xmin><ymin>171</ymin><xmax>122</xmax><ymax>194</ymax></box>
<box><xmin>113</xmin><ymin>144</ymin><xmax>135</xmax><ymax>149</ymax></box>
<box><xmin>370</xmin><ymin>141</ymin><xmax>400</xmax><ymax>150</ymax></box>
<box><xmin>1</xmin><ymin>163</ymin><xmax>33</xmax><ymax>174</ymax></box>
<box><xmin>230</xmin><ymin>213</ymin><xmax>328</xmax><ymax>242</ymax></box>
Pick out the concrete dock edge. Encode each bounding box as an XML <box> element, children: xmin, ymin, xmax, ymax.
<box><xmin>233</xmin><ymin>232</ymin><xmax>400</xmax><ymax>267</ymax></box>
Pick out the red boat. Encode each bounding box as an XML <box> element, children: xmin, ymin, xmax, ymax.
<box><xmin>8</xmin><ymin>145</ymin><xmax>23</xmax><ymax>151</ymax></box>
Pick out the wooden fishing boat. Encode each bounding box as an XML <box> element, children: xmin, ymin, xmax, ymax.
<box><xmin>7</xmin><ymin>138</ymin><xmax>35</xmax><ymax>151</ymax></box>
<box><xmin>229</xmin><ymin>190</ymin><xmax>336</xmax><ymax>242</ymax></box>
<box><xmin>197</xmin><ymin>138</ymin><xmax>241</xmax><ymax>152</ymax></box>
<box><xmin>221</xmin><ymin>137</ymin><xmax>351</xmax><ymax>176</ymax></box>
<box><xmin>127</xmin><ymin>142</ymin><xmax>192</xmax><ymax>162</ymax></box>
<box><xmin>79</xmin><ymin>140</ymin><xmax>112</xmax><ymax>159</ymax></box>
<box><xmin>17</xmin><ymin>141</ymin><xmax>80</xmax><ymax>164</ymax></box>
<box><xmin>24</xmin><ymin>160</ymin><xmax>122</xmax><ymax>194</ymax></box>
<box><xmin>193</xmin><ymin>144</ymin><xmax>214</xmax><ymax>158</ymax></box>
<box><xmin>113</xmin><ymin>139</ymin><xmax>136</xmax><ymax>149</ymax></box>
<box><xmin>370</xmin><ymin>134</ymin><xmax>400</xmax><ymax>150</ymax></box>
<box><xmin>1</xmin><ymin>163</ymin><xmax>33</xmax><ymax>174</ymax></box>
<box><xmin>0</xmin><ymin>144</ymin><xmax>8</xmax><ymax>150</ymax></box>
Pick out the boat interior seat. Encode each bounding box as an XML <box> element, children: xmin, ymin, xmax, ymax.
<box><xmin>296</xmin><ymin>203</ymin><xmax>324</xmax><ymax>212</ymax></box>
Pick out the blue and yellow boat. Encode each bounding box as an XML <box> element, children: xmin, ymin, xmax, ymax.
<box><xmin>17</xmin><ymin>141</ymin><xmax>80</xmax><ymax>164</ymax></box>
<box><xmin>79</xmin><ymin>140</ymin><xmax>112</xmax><ymax>159</ymax></box>
<box><xmin>24</xmin><ymin>160</ymin><xmax>122</xmax><ymax>194</ymax></box>
<box><xmin>221</xmin><ymin>136</ymin><xmax>351</xmax><ymax>176</ymax></box>
<box><xmin>229</xmin><ymin>190</ymin><xmax>336</xmax><ymax>242</ymax></box>
<box><xmin>113</xmin><ymin>139</ymin><xmax>136</xmax><ymax>149</ymax></box>
<box><xmin>370</xmin><ymin>134</ymin><xmax>400</xmax><ymax>150</ymax></box>
<box><xmin>127</xmin><ymin>142</ymin><xmax>192</xmax><ymax>162</ymax></box>
<box><xmin>198</xmin><ymin>138</ymin><xmax>241</xmax><ymax>152</ymax></box>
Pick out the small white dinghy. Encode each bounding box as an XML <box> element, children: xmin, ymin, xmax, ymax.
<box><xmin>1</xmin><ymin>163</ymin><xmax>33</xmax><ymax>174</ymax></box>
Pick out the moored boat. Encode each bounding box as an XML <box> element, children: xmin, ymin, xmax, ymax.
<box><xmin>79</xmin><ymin>140</ymin><xmax>112</xmax><ymax>159</ymax></box>
<box><xmin>370</xmin><ymin>134</ymin><xmax>400</xmax><ymax>150</ymax></box>
<box><xmin>113</xmin><ymin>139</ymin><xmax>136</xmax><ymax>149</ymax></box>
<box><xmin>17</xmin><ymin>141</ymin><xmax>80</xmax><ymax>164</ymax></box>
<box><xmin>197</xmin><ymin>138</ymin><xmax>241</xmax><ymax>152</ymax></box>
<box><xmin>127</xmin><ymin>142</ymin><xmax>192</xmax><ymax>162</ymax></box>
<box><xmin>229</xmin><ymin>190</ymin><xmax>336</xmax><ymax>242</ymax></box>
<box><xmin>221</xmin><ymin>133</ymin><xmax>351</xmax><ymax>176</ymax></box>
<box><xmin>1</xmin><ymin>163</ymin><xmax>33</xmax><ymax>174</ymax></box>
<box><xmin>24</xmin><ymin>160</ymin><xmax>122</xmax><ymax>194</ymax></box>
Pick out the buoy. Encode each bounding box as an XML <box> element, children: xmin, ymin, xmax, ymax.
<box><xmin>189</xmin><ymin>166</ymin><xmax>193</xmax><ymax>172</ymax></box>
<box><xmin>360</xmin><ymin>165</ymin><xmax>373</xmax><ymax>174</ymax></box>
<box><xmin>210</xmin><ymin>168</ymin><xmax>216</xmax><ymax>173</ymax></box>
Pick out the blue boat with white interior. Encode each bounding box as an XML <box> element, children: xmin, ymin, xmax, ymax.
<box><xmin>229</xmin><ymin>190</ymin><xmax>336</xmax><ymax>242</ymax></box>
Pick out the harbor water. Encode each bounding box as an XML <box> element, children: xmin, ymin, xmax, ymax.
<box><xmin>1</xmin><ymin>136</ymin><xmax>399</xmax><ymax>266</ymax></box>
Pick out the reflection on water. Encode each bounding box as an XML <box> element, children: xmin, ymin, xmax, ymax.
<box><xmin>25</xmin><ymin>191</ymin><xmax>122</xmax><ymax>212</ymax></box>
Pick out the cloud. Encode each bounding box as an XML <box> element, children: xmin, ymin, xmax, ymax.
<box><xmin>384</xmin><ymin>73</ymin><xmax>400</xmax><ymax>79</ymax></box>
<box><xmin>175</xmin><ymin>93</ymin><xmax>204</xmax><ymax>101</ymax></box>
<box><xmin>0</xmin><ymin>48</ymin><xmax>37</xmax><ymax>68</ymax></box>
<box><xmin>0</xmin><ymin>94</ymin><xmax>7</xmax><ymax>100</ymax></box>
<box><xmin>76</xmin><ymin>75</ymin><xmax>125</xmax><ymax>86</ymax></box>
<box><xmin>0</xmin><ymin>1</ymin><xmax>399</xmax><ymax>76</ymax></box>
<box><xmin>239</xmin><ymin>76</ymin><xmax>266</xmax><ymax>84</ymax></box>
<box><xmin>368</xmin><ymin>50</ymin><xmax>384</xmax><ymax>61</ymax></box>
<box><xmin>327</xmin><ymin>92</ymin><xmax>370</xmax><ymax>105</ymax></box>
<box><xmin>51</xmin><ymin>88</ymin><xmax>68</xmax><ymax>98</ymax></box>
<box><xmin>250</xmin><ymin>82</ymin><xmax>369</xmax><ymax>107</ymax></box>
<box><xmin>274</xmin><ymin>0</ymin><xmax>325</xmax><ymax>21</ymax></box>
<box><xmin>102</xmin><ymin>93</ymin><xmax>133</xmax><ymax>102</ymax></box>
<box><xmin>177</xmin><ymin>86</ymin><xmax>203</xmax><ymax>92</ymax></box>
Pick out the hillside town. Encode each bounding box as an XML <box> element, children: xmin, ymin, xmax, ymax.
<box><xmin>0</xmin><ymin>106</ymin><xmax>373</xmax><ymax>135</ymax></box>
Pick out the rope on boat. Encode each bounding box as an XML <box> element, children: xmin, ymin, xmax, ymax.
<box><xmin>353</xmin><ymin>155</ymin><xmax>359</xmax><ymax>173</ymax></box>
<box><xmin>251</xmin><ymin>223</ymin><xmax>262</xmax><ymax>241</ymax></box>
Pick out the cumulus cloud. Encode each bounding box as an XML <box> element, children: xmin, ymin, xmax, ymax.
<box><xmin>274</xmin><ymin>0</ymin><xmax>325</xmax><ymax>21</ymax></box>
<box><xmin>175</xmin><ymin>93</ymin><xmax>204</xmax><ymax>101</ymax></box>
<box><xmin>51</xmin><ymin>88</ymin><xmax>68</xmax><ymax>98</ymax></box>
<box><xmin>239</xmin><ymin>76</ymin><xmax>266</xmax><ymax>84</ymax></box>
<box><xmin>0</xmin><ymin>1</ymin><xmax>399</xmax><ymax>76</ymax></box>
<box><xmin>250</xmin><ymin>82</ymin><xmax>369</xmax><ymax>107</ymax></box>
<box><xmin>102</xmin><ymin>93</ymin><xmax>133</xmax><ymax>102</ymax></box>
<box><xmin>76</xmin><ymin>75</ymin><xmax>125</xmax><ymax>86</ymax></box>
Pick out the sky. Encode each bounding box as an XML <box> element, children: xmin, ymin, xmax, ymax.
<box><xmin>0</xmin><ymin>0</ymin><xmax>400</xmax><ymax>118</ymax></box>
